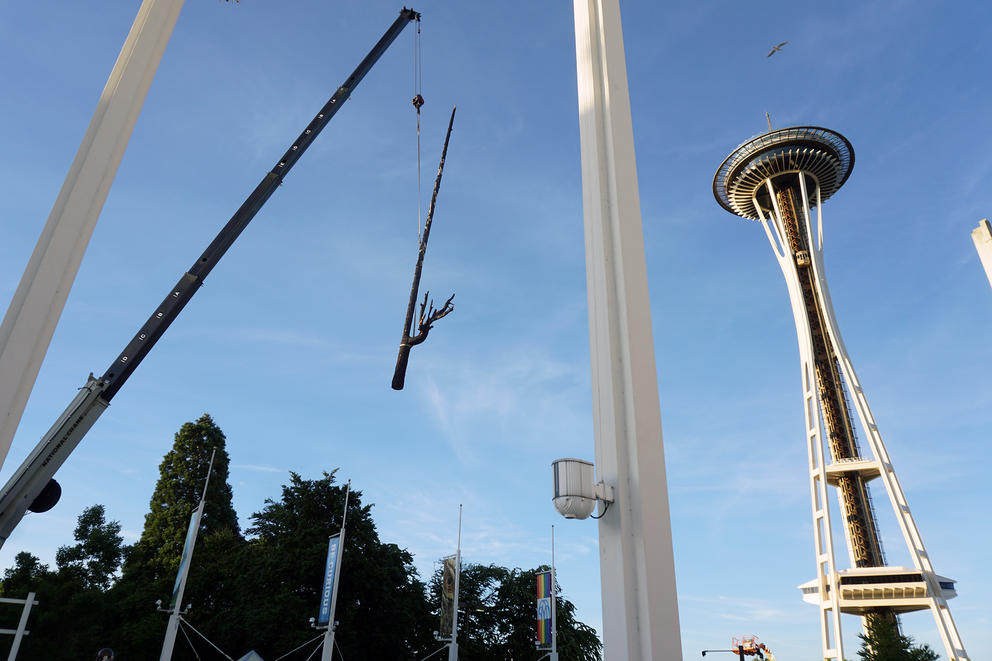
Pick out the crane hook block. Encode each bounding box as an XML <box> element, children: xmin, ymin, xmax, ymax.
<box><xmin>412</xmin><ymin>94</ymin><xmax>425</xmax><ymax>111</ymax></box>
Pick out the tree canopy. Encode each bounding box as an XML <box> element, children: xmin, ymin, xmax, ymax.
<box><xmin>130</xmin><ymin>413</ymin><xmax>239</xmax><ymax>578</ymax></box>
<box><xmin>55</xmin><ymin>504</ymin><xmax>124</xmax><ymax>590</ymax></box>
<box><xmin>0</xmin><ymin>414</ymin><xmax>601</xmax><ymax>660</ymax></box>
<box><xmin>429</xmin><ymin>562</ymin><xmax>602</xmax><ymax>660</ymax></box>
<box><xmin>858</xmin><ymin>616</ymin><xmax>940</xmax><ymax>661</ymax></box>
<box><xmin>0</xmin><ymin>506</ymin><xmax>126</xmax><ymax>659</ymax></box>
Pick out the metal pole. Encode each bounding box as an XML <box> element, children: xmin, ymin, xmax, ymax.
<box><xmin>0</xmin><ymin>0</ymin><xmax>184</xmax><ymax>470</ymax></box>
<box><xmin>6</xmin><ymin>592</ymin><xmax>36</xmax><ymax>661</ymax></box>
<box><xmin>551</xmin><ymin>525</ymin><xmax>558</xmax><ymax>661</ymax></box>
<box><xmin>448</xmin><ymin>504</ymin><xmax>462</xmax><ymax>661</ymax></box>
<box><xmin>572</xmin><ymin>0</ymin><xmax>682</xmax><ymax>658</ymax></box>
<box><xmin>321</xmin><ymin>481</ymin><xmax>350</xmax><ymax>661</ymax></box>
<box><xmin>159</xmin><ymin>450</ymin><xmax>215</xmax><ymax>661</ymax></box>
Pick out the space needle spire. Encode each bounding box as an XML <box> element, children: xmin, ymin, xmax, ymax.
<box><xmin>713</xmin><ymin>127</ymin><xmax>969</xmax><ymax>661</ymax></box>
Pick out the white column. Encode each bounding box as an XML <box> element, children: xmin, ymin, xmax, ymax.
<box><xmin>550</xmin><ymin>525</ymin><xmax>558</xmax><ymax>661</ymax></box>
<box><xmin>0</xmin><ymin>0</ymin><xmax>184</xmax><ymax>469</ymax></box>
<box><xmin>448</xmin><ymin>504</ymin><xmax>462</xmax><ymax>661</ymax></box>
<box><xmin>972</xmin><ymin>219</ymin><xmax>992</xmax><ymax>289</ymax></box>
<box><xmin>756</xmin><ymin>182</ymin><xmax>844</xmax><ymax>661</ymax></box>
<box><xmin>572</xmin><ymin>1</ymin><xmax>682</xmax><ymax>659</ymax></box>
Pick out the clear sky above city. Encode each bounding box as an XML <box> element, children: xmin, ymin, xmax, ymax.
<box><xmin>1</xmin><ymin>1</ymin><xmax>989</xmax><ymax>658</ymax></box>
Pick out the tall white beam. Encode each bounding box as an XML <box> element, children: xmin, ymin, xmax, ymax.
<box><xmin>572</xmin><ymin>1</ymin><xmax>682</xmax><ymax>658</ymax></box>
<box><xmin>0</xmin><ymin>0</ymin><xmax>184</xmax><ymax>469</ymax></box>
<box><xmin>972</xmin><ymin>218</ymin><xmax>992</xmax><ymax>289</ymax></box>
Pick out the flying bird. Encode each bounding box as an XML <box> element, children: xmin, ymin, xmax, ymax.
<box><xmin>767</xmin><ymin>41</ymin><xmax>788</xmax><ymax>58</ymax></box>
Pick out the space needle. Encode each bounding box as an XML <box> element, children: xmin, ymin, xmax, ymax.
<box><xmin>713</xmin><ymin>127</ymin><xmax>969</xmax><ymax>661</ymax></box>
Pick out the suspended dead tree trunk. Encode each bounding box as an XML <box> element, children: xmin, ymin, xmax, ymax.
<box><xmin>391</xmin><ymin>106</ymin><xmax>457</xmax><ymax>390</ymax></box>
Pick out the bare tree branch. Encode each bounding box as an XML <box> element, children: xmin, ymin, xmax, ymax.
<box><xmin>392</xmin><ymin>107</ymin><xmax>458</xmax><ymax>390</ymax></box>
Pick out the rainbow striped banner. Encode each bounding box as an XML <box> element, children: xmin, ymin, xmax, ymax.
<box><xmin>536</xmin><ymin>571</ymin><xmax>552</xmax><ymax>646</ymax></box>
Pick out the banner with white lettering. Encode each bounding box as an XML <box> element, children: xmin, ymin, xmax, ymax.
<box><xmin>317</xmin><ymin>534</ymin><xmax>341</xmax><ymax>625</ymax></box>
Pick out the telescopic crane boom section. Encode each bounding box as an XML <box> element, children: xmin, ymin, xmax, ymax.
<box><xmin>0</xmin><ymin>7</ymin><xmax>421</xmax><ymax>546</ymax></box>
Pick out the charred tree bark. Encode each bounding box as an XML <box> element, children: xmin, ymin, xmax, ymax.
<box><xmin>391</xmin><ymin>106</ymin><xmax>456</xmax><ymax>390</ymax></box>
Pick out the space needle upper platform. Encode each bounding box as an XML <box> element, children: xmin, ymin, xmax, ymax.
<box><xmin>713</xmin><ymin>126</ymin><xmax>854</xmax><ymax>220</ymax></box>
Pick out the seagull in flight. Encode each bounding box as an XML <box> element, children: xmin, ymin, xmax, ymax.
<box><xmin>767</xmin><ymin>41</ymin><xmax>788</xmax><ymax>58</ymax></box>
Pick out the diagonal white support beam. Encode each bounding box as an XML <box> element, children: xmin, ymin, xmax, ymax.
<box><xmin>572</xmin><ymin>1</ymin><xmax>682</xmax><ymax>658</ymax></box>
<box><xmin>972</xmin><ymin>218</ymin><xmax>992</xmax><ymax>289</ymax></box>
<box><xmin>0</xmin><ymin>0</ymin><xmax>184</xmax><ymax>469</ymax></box>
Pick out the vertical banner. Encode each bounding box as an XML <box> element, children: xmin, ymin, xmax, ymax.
<box><xmin>439</xmin><ymin>555</ymin><xmax>457</xmax><ymax>638</ymax></box>
<box><xmin>170</xmin><ymin>509</ymin><xmax>200</xmax><ymax>609</ymax></box>
<box><xmin>317</xmin><ymin>534</ymin><xmax>341</xmax><ymax>626</ymax></box>
<box><xmin>536</xmin><ymin>570</ymin><xmax>552</xmax><ymax>646</ymax></box>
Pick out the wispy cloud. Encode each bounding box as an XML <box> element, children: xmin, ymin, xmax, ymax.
<box><xmin>230</xmin><ymin>328</ymin><xmax>330</xmax><ymax>348</ymax></box>
<box><xmin>232</xmin><ymin>463</ymin><xmax>285</xmax><ymax>473</ymax></box>
<box><xmin>374</xmin><ymin>482</ymin><xmax>571</xmax><ymax>582</ymax></box>
<box><xmin>680</xmin><ymin>593</ymin><xmax>807</xmax><ymax>624</ymax></box>
<box><xmin>417</xmin><ymin>343</ymin><xmax>589</xmax><ymax>460</ymax></box>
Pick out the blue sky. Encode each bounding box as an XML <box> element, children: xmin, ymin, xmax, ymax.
<box><xmin>1</xmin><ymin>1</ymin><xmax>990</xmax><ymax>658</ymax></box>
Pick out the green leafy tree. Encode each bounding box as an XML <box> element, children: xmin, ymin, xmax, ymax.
<box><xmin>55</xmin><ymin>504</ymin><xmax>124</xmax><ymax>590</ymax></box>
<box><xmin>429</xmin><ymin>562</ymin><xmax>602</xmax><ymax>660</ymax></box>
<box><xmin>0</xmin><ymin>551</ymin><xmax>51</xmax><ymax>596</ymax></box>
<box><xmin>234</xmin><ymin>471</ymin><xmax>435</xmax><ymax>660</ymax></box>
<box><xmin>0</xmin><ymin>507</ymin><xmax>126</xmax><ymax>660</ymax></box>
<box><xmin>857</xmin><ymin>616</ymin><xmax>939</xmax><ymax>661</ymax></box>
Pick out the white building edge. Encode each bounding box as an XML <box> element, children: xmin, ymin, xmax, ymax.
<box><xmin>972</xmin><ymin>218</ymin><xmax>992</xmax><ymax>289</ymax></box>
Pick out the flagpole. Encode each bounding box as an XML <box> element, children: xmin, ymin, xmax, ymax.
<box><xmin>321</xmin><ymin>480</ymin><xmax>350</xmax><ymax>661</ymax></box>
<box><xmin>159</xmin><ymin>449</ymin><xmax>215</xmax><ymax>661</ymax></box>
<box><xmin>551</xmin><ymin>525</ymin><xmax>558</xmax><ymax>661</ymax></box>
<box><xmin>448</xmin><ymin>504</ymin><xmax>462</xmax><ymax>661</ymax></box>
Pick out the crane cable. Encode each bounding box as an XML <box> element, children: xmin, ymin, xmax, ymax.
<box><xmin>412</xmin><ymin>17</ymin><xmax>424</xmax><ymax>242</ymax></box>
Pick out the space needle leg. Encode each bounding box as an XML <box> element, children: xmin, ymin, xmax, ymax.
<box><xmin>573</xmin><ymin>1</ymin><xmax>682</xmax><ymax>658</ymax></box>
<box><xmin>0</xmin><ymin>0</ymin><xmax>184</xmax><ymax>469</ymax></box>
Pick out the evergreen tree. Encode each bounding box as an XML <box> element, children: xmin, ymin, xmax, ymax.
<box><xmin>233</xmin><ymin>471</ymin><xmax>435</xmax><ymax>660</ymax></box>
<box><xmin>110</xmin><ymin>413</ymin><xmax>242</xmax><ymax>659</ymax></box>
<box><xmin>129</xmin><ymin>413</ymin><xmax>240</xmax><ymax>577</ymax></box>
<box><xmin>858</xmin><ymin>616</ymin><xmax>940</xmax><ymax>661</ymax></box>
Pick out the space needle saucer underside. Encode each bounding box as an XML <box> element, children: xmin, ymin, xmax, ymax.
<box><xmin>713</xmin><ymin>126</ymin><xmax>854</xmax><ymax>220</ymax></box>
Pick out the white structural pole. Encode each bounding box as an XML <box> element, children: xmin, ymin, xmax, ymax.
<box><xmin>1</xmin><ymin>592</ymin><xmax>37</xmax><ymax>661</ymax></box>
<box><xmin>572</xmin><ymin>1</ymin><xmax>682</xmax><ymax>659</ymax></box>
<box><xmin>550</xmin><ymin>525</ymin><xmax>558</xmax><ymax>661</ymax></box>
<box><xmin>0</xmin><ymin>0</ymin><xmax>184</xmax><ymax>469</ymax></box>
<box><xmin>802</xmin><ymin>189</ymin><xmax>969</xmax><ymax>661</ymax></box>
<box><xmin>321</xmin><ymin>481</ymin><xmax>351</xmax><ymax>661</ymax></box>
<box><xmin>756</xmin><ymin>174</ymin><xmax>970</xmax><ymax>661</ymax></box>
<box><xmin>159</xmin><ymin>450</ymin><xmax>214</xmax><ymax>661</ymax></box>
<box><xmin>448</xmin><ymin>504</ymin><xmax>462</xmax><ymax>661</ymax></box>
<box><xmin>972</xmin><ymin>219</ymin><xmax>992</xmax><ymax>289</ymax></box>
<box><xmin>756</xmin><ymin>184</ymin><xmax>844</xmax><ymax>660</ymax></box>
